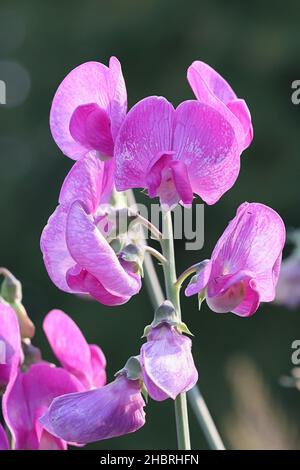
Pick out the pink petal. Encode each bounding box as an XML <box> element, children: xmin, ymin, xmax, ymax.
<box><xmin>66</xmin><ymin>267</ymin><xmax>132</xmax><ymax>306</ymax></box>
<box><xmin>232</xmin><ymin>279</ymin><xmax>260</xmax><ymax>317</ymax></box>
<box><xmin>50</xmin><ymin>57</ymin><xmax>126</xmax><ymax>160</ymax></box>
<box><xmin>108</xmin><ymin>56</ymin><xmax>127</xmax><ymax>141</ymax></box>
<box><xmin>173</xmin><ymin>100</ymin><xmax>240</xmax><ymax>204</ymax></box>
<box><xmin>114</xmin><ymin>96</ymin><xmax>174</xmax><ymax>191</ymax></box>
<box><xmin>40</xmin><ymin>204</ymin><xmax>75</xmax><ymax>293</ymax></box>
<box><xmin>43</xmin><ymin>309</ymin><xmax>106</xmax><ymax>390</ymax></box>
<box><xmin>0</xmin><ymin>302</ymin><xmax>22</xmax><ymax>387</ymax></box>
<box><xmin>89</xmin><ymin>345</ymin><xmax>107</xmax><ymax>388</ymax></box>
<box><xmin>40</xmin><ymin>376</ymin><xmax>145</xmax><ymax>444</ymax></box>
<box><xmin>211</xmin><ymin>203</ymin><xmax>286</xmax><ymax>288</ymax></box>
<box><xmin>66</xmin><ymin>201</ymin><xmax>141</xmax><ymax>297</ymax></box>
<box><xmin>59</xmin><ymin>152</ymin><xmax>108</xmax><ymax>213</ymax></box>
<box><xmin>227</xmin><ymin>99</ymin><xmax>253</xmax><ymax>150</ymax></box>
<box><xmin>0</xmin><ymin>424</ymin><xmax>9</xmax><ymax>450</ymax></box>
<box><xmin>2</xmin><ymin>363</ymin><xmax>82</xmax><ymax>450</ymax></box>
<box><xmin>69</xmin><ymin>104</ymin><xmax>114</xmax><ymax>157</ymax></box>
<box><xmin>185</xmin><ymin>259</ymin><xmax>212</xmax><ymax>296</ymax></box>
<box><xmin>141</xmin><ymin>326</ymin><xmax>198</xmax><ymax>401</ymax></box>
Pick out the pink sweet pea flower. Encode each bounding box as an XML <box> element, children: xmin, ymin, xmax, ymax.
<box><xmin>0</xmin><ymin>302</ymin><xmax>22</xmax><ymax>388</ymax></box>
<box><xmin>140</xmin><ymin>324</ymin><xmax>198</xmax><ymax>401</ymax></box>
<box><xmin>40</xmin><ymin>362</ymin><xmax>146</xmax><ymax>444</ymax></box>
<box><xmin>50</xmin><ymin>56</ymin><xmax>126</xmax><ymax>161</ymax></box>
<box><xmin>43</xmin><ymin>309</ymin><xmax>106</xmax><ymax>389</ymax></box>
<box><xmin>0</xmin><ymin>424</ymin><xmax>9</xmax><ymax>450</ymax></box>
<box><xmin>114</xmin><ymin>96</ymin><xmax>246</xmax><ymax>209</ymax></box>
<box><xmin>275</xmin><ymin>255</ymin><xmax>300</xmax><ymax>308</ymax></box>
<box><xmin>40</xmin><ymin>152</ymin><xmax>141</xmax><ymax>305</ymax></box>
<box><xmin>2</xmin><ymin>363</ymin><xmax>83</xmax><ymax>450</ymax></box>
<box><xmin>187</xmin><ymin>61</ymin><xmax>253</xmax><ymax>151</ymax></box>
<box><xmin>185</xmin><ymin>202</ymin><xmax>285</xmax><ymax>317</ymax></box>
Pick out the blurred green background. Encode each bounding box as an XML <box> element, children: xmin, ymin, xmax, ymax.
<box><xmin>1</xmin><ymin>0</ymin><xmax>300</xmax><ymax>450</ymax></box>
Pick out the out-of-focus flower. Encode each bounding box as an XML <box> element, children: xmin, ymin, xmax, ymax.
<box><xmin>43</xmin><ymin>309</ymin><xmax>106</xmax><ymax>389</ymax></box>
<box><xmin>187</xmin><ymin>60</ymin><xmax>253</xmax><ymax>151</ymax></box>
<box><xmin>0</xmin><ymin>423</ymin><xmax>9</xmax><ymax>450</ymax></box>
<box><xmin>115</xmin><ymin>92</ymin><xmax>247</xmax><ymax>209</ymax></box>
<box><xmin>275</xmin><ymin>231</ymin><xmax>300</xmax><ymax>309</ymax></box>
<box><xmin>185</xmin><ymin>202</ymin><xmax>285</xmax><ymax>317</ymax></box>
<box><xmin>50</xmin><ymin>56</ymin><xmax>126</xmax><ymax>161</ymax></box>
<box><xmin>40</xmin><ymin>357</ymin><xmax>146</xmax><ymax>444</ymax></box>
<box><xmin>2</xmin><ymin>363</ymin><xmax>83</xmax><ymax>450</ymax></box>
<box><xmin>0</xmin><ymin>301</ymin><xmax>22</xmax><ymax>389</ymax></box>
<box><xmin>40</xmin><ymin>153</ymin><xmax>142</xmax><ymax>305</ymax></box>
<box><xmin>140</xmin><ymin>301</ymin><xmax>198</xmax><ymax>401</ymax></box>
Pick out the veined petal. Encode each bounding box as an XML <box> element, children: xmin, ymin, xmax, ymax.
<box><xmin>50</xmin><ymin>61</ymin><xmax>113</xmax><ymax>160</ymax></box>
<box><xmin>40</xmin><ymin>205</ymin><xmax>75</xmax><ymax>293</ymax></box>
<box><xmin>141</xmin><ymin>325</ymin><xmax>198</xmax><ymax>401</ymax></box>
<box><xmin>66</xmin><ymin>201</ymin><xmax>141</xmax><ymax>297</ymax></box>
<box><xmin>40</xmin><ymin>376</ymin><xmax>145</xmax><ymax>444</ymax></box>
<box><xmin>114</xmin><ymin>96</ymin><xmax>174</xmax><ymax>191</ymax></box>
<box><xmin>173</xmin><ymin>100</ymin><xmax>240</xmax><ymax>205</ymax></box>
<box><xmin>2</xmin><ymin>363</ymin><xmax>82</xmax><ymax>450</ymax></box>
<box><xmin>43</xmin><ymin>310</ymin><xmax>106</xmax><ymax>390</ymax></box>
<box><xmin>108</xmin><ymin>56</ymin><xmax>127</xmax><ymax>141</ymax></box>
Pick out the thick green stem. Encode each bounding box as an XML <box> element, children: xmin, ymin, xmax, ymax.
<box><xmin>161</xmin><ymin>210</ymin><xmax>191</xmax><ymax>450</ymax></box>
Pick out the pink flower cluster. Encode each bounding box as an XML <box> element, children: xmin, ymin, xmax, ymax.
<box><xmin>0</xmin><ymin>56</ymin><xmax>284</xmax><ymax>449</ymax></box>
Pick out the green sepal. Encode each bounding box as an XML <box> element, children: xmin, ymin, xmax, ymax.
<box><xmin>141</xmin><ymin>384</ymin><xmax>149</xmax><ymax>404</ymax></box>
<box><xmin>176</xmin><ymin>321</ymin><xmax>194</xmax><ymax>336</ymax></box>
<box><xmin>115</xmin><ymin>355</ymin><xmax>142</xmax><ymax>381</ymax></box>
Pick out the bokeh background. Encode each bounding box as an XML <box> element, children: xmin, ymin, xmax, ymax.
<box><xmin>1</xmin><ymin>0</ymin><xmax>300</xmax><ymax>450</ymax></box>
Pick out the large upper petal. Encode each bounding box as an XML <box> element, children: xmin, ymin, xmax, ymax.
<box><xmin>43</xmin><ymin>309</ymin><xmax>106</xmax><ymax>390</ymax></box>
<box><xmin>141</xmin><ymin>325</ymin><xmax>198</xmax><ymax>401</ymax></box>
<box><xmin>0</xmin><ymin>302</ymin><xmax>22</xmax><ymax>387</ymax></box>
<box><xmin>187</xmin><ymin>61</ymin><xmax>252</xmax><ymax>151</ymax></box>
<box><xmin>2</xmin><ymin>363</ymin><xmax>82</xmax><ymax>450</ymax></box>
<box><xmin>66</xmin><ymin>201</ymin><xmax>141</xmax><ymax>297</ymax></box>
<box><xmin>40</xmin><ymin>376</ymin><xmax>145</xmax><ymax>444</ymax></box>
<box><xmin>210</xmin><ymin>202</ymin><xmax>286</xmax><ymax>299</ymax></box>
<box><xmin>114</xmin><ymin>96</ymin><xmax>174</xmax><ymax>191</ymax></box>
<box><xmin>173</xmin><ymin>100</ymin><xmax>240</xmax><ymax>205</ymax></box>
<box><xmin>50</xmin><ymin>57</ymin><xmax>126</xmax><ymax>160</ymax></box>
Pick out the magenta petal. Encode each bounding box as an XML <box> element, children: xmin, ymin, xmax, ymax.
<box><xmin>141</xmin><ymin>325</ymin><xmax>198</xmax><ymax>401</ymax></box>
<box><xmin>43</xmin><ymin>309</ymin><xmax>106</xmax><ymax>390</ymax></box>
<box><xmin>232</xmin><ymin>279</ymin><xmax>260</xmax><ymax>317</ymax></box>
<box><xmin>108</xmin><ymin>56</ymin><xmax>127</xmax><ymax>141</ymax></box>
<box><xmin>89</xmin><ymin>345</ymin><xmax>106</xmax><ymax>388</ymax></box>
<box><xmin>227</xmin><ymin>99</ymin><xmax>253</xmax><ymax>150</ymax></box>
<box><xmin>2</xmin><ymin>363</ymin><xmax>82</xmax><ymax>450</ymax></box>
<box><xmin>50</xmin><ymin>60</ymin><xmax>120</xmax><ymax>160</ymax></box>
<box><xmin>0</xmin><ymin>302</ymin><xmax>22</xmax><ymax>387</ymax></box>
<box><xmin>114</xmin><ymin>96</ymin><xmax>174</xmax><ymax>191</ymax></box>
<box><xmin>0</xmin><ymin>424</ymin><xmax>9</xmax><ymax>450</ymax></box>
<box><xmin>187</xmin><ymin>61</ymin><xmax>236</xmax><ymax>105</ymax></box>
<box><xmin>185</xmin><ymin>260</ymin><xmax>212</xmax><ymax>297</ymax></box>
<box><xmin>59</xmin><ymin>152</ymin><xmax>108</xmax><ymax>213</ymax></box>
<box><xmin>70</xmin><ymin>104</ymin><xmax>114</xmax><ymax>157</ymax></box>
<box><xmin>40</xmin><ymin>376</ymin><xmax>145</xmax><ymax>444</ymax></box>
<box><xmin>169</xmin><ymin>160</ymin><xmax>193</xmax><ymax>205</ymax></box>
<box><xmin>173</xmin><ymin>100</ymin><xmax>240</xmax><ymax>205</ymax></box>
<box><xmin>66</xmin><ymin>201</ymin><xmax>141</xmax><ymax>297</ymax></box>
<box><xmin>40</xmin><ymin>204</ymin><xmax>75</xmax><ymax>293</ymax></box>
<box><xmin>66</xmin><ymin>267</ymin><xmax>131</xmax><ymax>306</ymax></box>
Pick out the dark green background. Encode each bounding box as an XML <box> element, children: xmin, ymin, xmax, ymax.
<box><xmin>0</xmin><ymin>0</ymin><xmax>300</xmax><ymax>449</ymax></box>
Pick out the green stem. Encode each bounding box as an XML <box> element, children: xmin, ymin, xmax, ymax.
<box><xmin>161</xmin><ymin>210</ymin><xmax>191</xmax><ymax>450</ymax></box>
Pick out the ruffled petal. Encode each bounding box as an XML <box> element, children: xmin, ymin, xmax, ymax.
<box><xmin>40</xmin><ymin>205</ymin><xmax>75</xmax><ymax>293</ymax></box>
<box><xmin>2</xmin><ymin>363</ymin><xmax>82</xmax><ymax>450</ymax></box>
<box><xmin>43</xmin><ymin>310</ymin><xmax>106</xmax><ymax>390</ymax></box>
<box><xmin>114</xmin><ymin>96</ymin><xmax>174</xmax><ymax>191</ymax></box>
<box><xmin>66</xmin><ymin>201</ymin><xmax>141</xmax><ymax>297</ymax></box>
<box><xmin>141</xmin><ymin>325</ymin><xmax>198</xmax><ymax>401</ymax></box>
<box><xmin>50</xmin><ymin>61</ymin><xmax>113</xmax><ymax>160</ymax></box>
<box><xmin>173</xmin><ymin>100</ymin><xmax>240</xmax><ymax>205</ymax></box>
<box><xmin>40</xmin><ymin>376</ymin><xmax>145</xmax><ymax>444</ymax></box>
